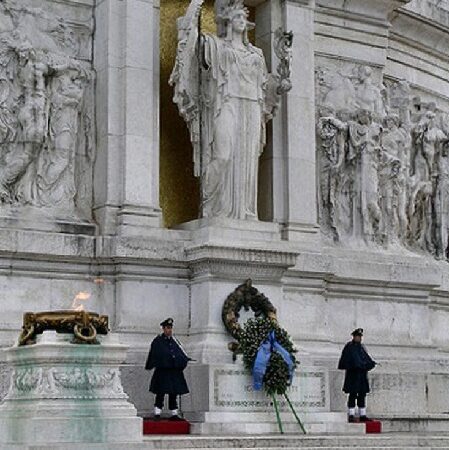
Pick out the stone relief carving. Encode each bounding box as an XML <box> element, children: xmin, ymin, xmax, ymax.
<box><xmin>8</xmin><ymin>366</ymin><xmax>126</xmax><ymax>399</ymax></box>
<box><xmin>316</xmin><ymin>64</ymin><xmax>449</xmax><ymax>260</ymax></box>
<box><xmin>170</xmin><ymin>0</ymin><xmax>292</xmax><ymax>220</ymax></box>
<box><xmin>0</xmin><ymin>1</ymin><xmax>94</xmax><ymax>221</ymax></box>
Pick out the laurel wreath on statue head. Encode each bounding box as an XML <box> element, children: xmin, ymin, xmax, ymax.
<box><xmin>222</xmin><ymin>279</ymin><xmax>298</xmax><ymax>396</ymax></box>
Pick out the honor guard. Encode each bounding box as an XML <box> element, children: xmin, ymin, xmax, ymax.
<box><xmin>145</xmin><ymin>318</ymin><xmax>191</xmax><ymax>420</ymax></box>
<box><xmin>338</xmin><ymin>328</ymin><xmax>377</xmax><ymax>423</ymax></box>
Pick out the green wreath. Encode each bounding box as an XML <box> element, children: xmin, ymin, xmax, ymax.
<box><xmin>240</xmin><ymin>317</ymin><xmax>297</xmax><ymax>395</ymax></box>
<box><xmin>222</xmin><ymin>279</ymin><xmax>278</xmax><ymax>340</ymax></box>
<box><xmin>222</xmin><ymin>280</ymin><xmax>298</xmax><ymax>396</ymax></box>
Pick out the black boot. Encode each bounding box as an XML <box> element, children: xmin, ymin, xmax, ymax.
<box><xmin>359</xmin><ymin>415</ymin><xmax>373</xmax><ymax>422</ymax></box>
<box><xmin>348</xmin><ymin>415</ymin><xmax>356</xmax><ymax>423</ymax></box>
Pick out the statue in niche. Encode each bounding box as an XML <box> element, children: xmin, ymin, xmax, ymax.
<box><xmin>0</xmin><ymin>2</ymin><xmax>93</xmax><ymax>220</ymax></box>
<box><xmin>170</xmin><ymin>0</ymin><xmax>292</xmax><ymax>220</ymax></box>
<box><xmin>348</xmin><ymin>109</ymin><xmax>382</xmax><ymax>242</ymax></box>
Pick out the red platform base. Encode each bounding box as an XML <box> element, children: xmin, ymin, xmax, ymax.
<box><xmin>143</xmin><ymin>418</ymin><xmax>190</xmax><ymax>435</ymax></box>
<box><xmin>365</xmin><ymin>420</ymin><xmax>382</xmax><ymax>433</ymax></box>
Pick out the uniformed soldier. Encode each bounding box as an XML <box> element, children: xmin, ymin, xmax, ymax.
<box><xmin>145</xmin><ymin>318</ymin><xmax>190</xmax><ymax>420</ymax></box>
<box><xmin>338</xmin><ymin>328</ymin><xmax>376</xmax><ymax>423</ymax></box>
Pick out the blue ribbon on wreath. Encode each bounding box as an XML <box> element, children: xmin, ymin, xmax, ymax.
<box><xmin>252</xmin><ymin>330</ymin><xmax>295</xmax><ymax>391</ymax></box>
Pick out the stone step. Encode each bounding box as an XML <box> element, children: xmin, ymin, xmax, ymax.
<box><xmin>168</xmin><ymin>448</ymin><xmax>426</xmax><ymax>450</ymax></box>
<box><xmin>141</xmin><ymin>434</ymin><xmax>449</xmax><ymax>449</ymax></box>
<box><xmin>375</xmin><ymin>414</ymin><xmax>449</xmax><ymax>433</ymax></box>
<box><xmin>190</xmin><ymin>421</ymin><xmax>365</xmax><ymax>435</ymax></box>
<box><xmin>186</xmin><ymin>411</ymin><xmax>365</xmax><ymax>435</ymax></box>
<box><xmin>185</xmin><ymin>411</ymin><xmax>349</xmax><ymax>423</ymax></box>
<box><xmin>3</xmin><ymin>434</ymin><xmax>449</xmax><ymax>450</ymax></box>
<box><xmin>0</xmin><ymin>446</ymin><xmax>431</xmax><ymax>450</ymax></box>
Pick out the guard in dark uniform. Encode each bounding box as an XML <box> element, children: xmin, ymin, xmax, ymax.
<box><xmin>145</xmin><ymin>318</ymin><xmax>190</xmax><ymax>420</ymax></box>
<box><xmin>338</xmin><ymin>328</ymin><xmax>376</xmax><ymax>422</ymax></box>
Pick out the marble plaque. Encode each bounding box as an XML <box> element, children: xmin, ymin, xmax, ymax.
<box><xmin>213</xmin><ymin>367</ymin><xmax>328</xmax><ymax>412</ymax></box>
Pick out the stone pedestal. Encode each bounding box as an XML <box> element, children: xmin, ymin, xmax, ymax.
<box><xmin>183</xmin><ymin>220</ymin><xmax>298</xmax><ymax>364</ymax></box>
<box><xmin>183</xmin><ymin>361</ymin><xmax>364</xmax><ymax>434</ymax></box>
<box><xmin>174</xmin><ymin>219</ymin><xmax>361</xmax><ymax>434</ymax></box>
<box><xmin>176</xmin><ymin>218</ymin><xmax>282</xmax><ymax>243</ymax></box>
<box><xmin>0</xmin><ymin>331</ymin><xmax>142</xmax><ymax>445</ymax></box>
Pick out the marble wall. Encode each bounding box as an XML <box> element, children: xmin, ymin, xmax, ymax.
<box><xmin>0</xmin><ymin>0</ymin><xmax>448</xmax><ymax>434</ymax></box>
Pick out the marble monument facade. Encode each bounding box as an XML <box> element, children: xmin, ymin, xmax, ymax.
<box><xmin>0</xmin><ymin>0</ymin><xmax>448</xmax><ymax>434</ymax></box>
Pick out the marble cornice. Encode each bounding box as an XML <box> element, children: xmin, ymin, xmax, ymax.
<box><xmin>390</xmin><ymin>7</ymin><xmax>449</xmax><ymax>61</ymax></box>
<box><xmin>399</xmin><ymin>0</ymin><xmax>449</xmax><ymax>28</ymax></box>
<box><xmin>316</xmin><ymin>0</ymin><xmax>411</xmax><ymax>24</ymax></box>
<box><xmin>185</xmin><ymin>244</ymin><xmax>299</xmax><ymax>280</ymax></box>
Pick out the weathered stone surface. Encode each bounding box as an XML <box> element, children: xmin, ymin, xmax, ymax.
<box><xmin>0</xmin><ymin>0</ymin><xmax>95</xmax><ymax>226</ymax></box>
<box><xmin>1</xmin><ymin>0</ymin><xmax>449</xmax><ymax>441</ymax></box>
<box><xmin>0</xmin><ymin>331</ymin><xmax>142</xmax><ymax>444</ymax></box>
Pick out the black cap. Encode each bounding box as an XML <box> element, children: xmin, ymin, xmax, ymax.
<box><xmin>160</xmin><ymin>318</ymin><xmax>174</xmax><ymax>327</ymax></box>
<box><xmin>351</xmin><ymin>328</ymin><xmax>363</xmax><ymax>337</ymax></box>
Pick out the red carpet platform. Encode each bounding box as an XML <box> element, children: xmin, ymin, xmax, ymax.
<box><xmin>143</xmin><ymin>418</ymin><xmax>190</xmax><ymax>435</ymax></box>
<box><xmin>365</xmin><ymin>420</ymin><xmax>382</xmax><ymax>433</ymax></box>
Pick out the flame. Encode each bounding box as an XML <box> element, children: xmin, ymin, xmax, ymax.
<box><xmin>71</xmin><ymin>291</ymin><xmax>91</xmax><ymax>311</ymax></box>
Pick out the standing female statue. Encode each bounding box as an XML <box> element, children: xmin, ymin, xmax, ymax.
<box><xmin>170</xmin><ymin>0</ymin><xmax>292</xmax><ymax>220</ymax></box>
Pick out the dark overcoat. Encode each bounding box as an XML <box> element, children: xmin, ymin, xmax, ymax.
<box><xmin>145</xmin><ymin>334</ymin><xmax>189</xmax><ymax>395</ymax></box>
<box><xmin>338</xmin><ymin>341</ymin><xmax>376</xmax><ymax>394</ymax></box>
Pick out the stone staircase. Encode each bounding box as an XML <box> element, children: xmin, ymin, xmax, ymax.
<box><xmin>141</xmin><ymin>434</ymin><xmax>449</xmax><ymax>450</ymax></box>
<box><xmin>3</xmin><ymin>433</ymin><xmax>449</xmax><ymax>449</ymax></box>
<box><xmin>376</xmin><ymin>414</ymin><xmax>449</xmax><ymax>433</ymax></box>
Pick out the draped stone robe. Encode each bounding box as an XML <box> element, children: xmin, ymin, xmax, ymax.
<box><xmin>200</xmin><ymin>35</ymin><xmax>269</xmax><ymax>219</ymax></box>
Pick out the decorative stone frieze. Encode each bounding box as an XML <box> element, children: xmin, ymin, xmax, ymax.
<box><xmin>0</xmin><ymin>1</ymin><xmax>95</xmax><ymax>223</ymax></box>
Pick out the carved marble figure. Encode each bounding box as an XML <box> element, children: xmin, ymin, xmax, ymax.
<box><xmin>434</xmin><ymin>139</ymin><xmax>449</xmax><ymax>259</ymax></box>
<box><xmin>317</xmin><ymin>105</ymin><xmax>347</xmax><ymax>240</ymax></box>
<box><xmin>354</xmin><ymin>66</ymin><xmax>386</xmax><ymax>119</ymax></box>
<box><xmin>0</xmin><ymin>1</ymin><xmax>93</xmax><ymax>221</ymax></box>
<box><xmin>380</xmin><ymin>114</ymin><xmax>410</xmax><ymax>244</ymax></box>
<box><xmin>170</xmin><ymin>0</ymin><xmax>292</xmax><ymax>220</ymax></box>
<box><xmin>409</xmin><ymin>110</ymin><xmax>445</xmax><ymax>253</ymax></box>
<box><xmin>349</xmin><ymin>109</ymin><xmax>382</xmax><ymax>242</ymax></box>
<box><xmin>316</xmin><ymin>64</ymin><xmax>449</xmax><ymax>261</ymax></box>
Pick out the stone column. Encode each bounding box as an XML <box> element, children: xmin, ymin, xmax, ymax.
<box><xmin>256</xmin><ymin>0</ymin><xmax>319</xmax><ymax>242</ymax></box>
<box><xmin>281</xmin><ymin>0</ymin><xmax>318</xmax><ymax>241</ymax></box>
<box><xmin>94</xmin><ymin>0</ymin><xmax>161</xmax><ymax>236</ymax></box>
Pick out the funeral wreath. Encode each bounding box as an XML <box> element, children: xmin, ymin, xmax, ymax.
<box><xmin>222</xmin><ymin>280</ymin><xmax>305</xmax><ymax>433</ymax></box>
<box><xmin>240</xmin><ymin>317</ymin><xmax>297</xmax><ymax>395</ymax></box>
<box><xmin>222</xmin><ymin>280</ymin><xmax>298</xmax><ymax>395</ymax></box>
